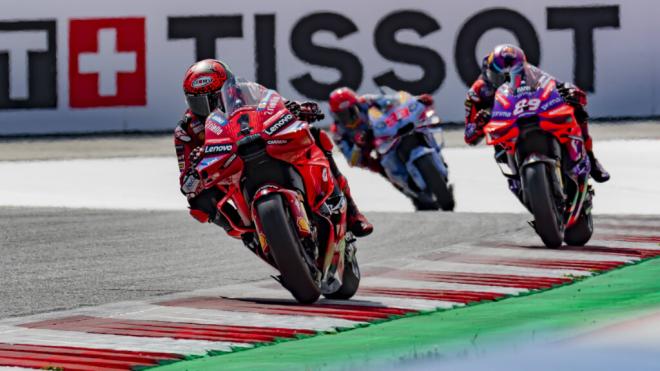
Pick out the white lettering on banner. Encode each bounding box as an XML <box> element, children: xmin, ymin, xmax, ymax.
<box><xmin>78</xmin><ymin>28</ymin><xmax>136</xmax><ymax>97</ymax></box>
<box><xmin>0</xmin><ymin>2</ymin><xmax>652</xmax><ymax>135</ymax></box>
<box><xmin>0</xmin><ymin>31</ymin><xmax>48</xmax><ymax>100</ymax></box>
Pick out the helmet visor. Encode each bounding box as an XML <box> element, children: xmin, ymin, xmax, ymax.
<box><xmin>334</xmin><ymin>106</ymin><xmax>360</xmax><ymax>128</ymax></box>
<box><xmin>487</xmin><ymin>69</ymin><xmax>509</xmax><ymax>88</ymax></box>
<box><xmin>185</xmin><ymin>92</ymin><xmax>224</xmax><ymax>118</ymax></box>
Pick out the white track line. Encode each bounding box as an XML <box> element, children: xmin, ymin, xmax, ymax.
<box><xmin>360</xmin><ymin>276</ymin><xmax>527</xmax><ymax>295</ymax></box>
<box><xmin>471</xmin><ymin>246</ymin><xmax>638</xmax><ymax>263</ymax></box>
<box><xmin>191</xmin><ymin>283</ymin><xmax>460</xmax><ymax>311</ymax></box>
<box><xmin>85</xmin><ymin>304</ymin><xmax>357</xmax><ymax>332</ymax></box>
<box><xmin>0</xmin><ymin>325</ymin><xmax>248</xmax><ymax>355</ymax></box>
<box><xmin>386</xmin><ymin>259</ymin><xmax>594</xmax><ymax>278</ymax></box>
<box><xmin>327</xmin><ymin>295</ymin><xmax>461</xmax><ymax>311</ymax></box>
<box><xmin>595</xmin><ymin>218</ymin><xmax>660</xmax><ymax>227</ymax></box>
<box><xmin>583</xmin><ymin>238</ymin><xmax>660</xmax><ymax>250</ymax></box>
<box><xmin>596</xmin><ymin>228</ymin><xmax>660</xmax><ymax>237</ymax></box>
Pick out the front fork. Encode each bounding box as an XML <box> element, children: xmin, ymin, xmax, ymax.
<box><xmin>251</xmin><ymin>186</ymin><xmax>313</xmax><ymax>255</ymax></box>
<box><xmin>250</xmin><ymin>185</ymin><xmax>348</xmax><ymax>294</ymax></box>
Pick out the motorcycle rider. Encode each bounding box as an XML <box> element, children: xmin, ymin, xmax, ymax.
<box><xmin>329</xmin><ymin>87</ymin><xmax>435</xmax><ymax>175</ymax></box>
<box><xmin>175</xmin><ymin>59</ymin><xmax>373</xmax><ymax>246</ymax></box>
<box><xmin>464</xmin><ymin>44</ymin><xmax>610</xmax><ymax>183</ymax></box>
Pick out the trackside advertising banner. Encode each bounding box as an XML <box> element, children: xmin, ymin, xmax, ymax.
<box><xmin>0</xmin><ymin>0</ymin><xmax>655</xmax><ymax>135</ymax></box>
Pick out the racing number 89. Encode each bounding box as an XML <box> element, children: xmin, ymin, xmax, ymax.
<box><xmin>513</xmin><ymin>98</ymin><xmax>541</xmax><ymax>115</ymax></box>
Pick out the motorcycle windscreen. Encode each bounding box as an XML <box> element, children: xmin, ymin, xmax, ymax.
<box><xmin>220</xmin><ymin>77</ymin><xmax>270</xmax><ymax>117</ymax></box>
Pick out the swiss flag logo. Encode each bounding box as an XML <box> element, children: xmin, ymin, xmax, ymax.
<box><xmin>69</xmin><ymin>18</ymin><xmax>146</xmax><ymax>108</ymax></box>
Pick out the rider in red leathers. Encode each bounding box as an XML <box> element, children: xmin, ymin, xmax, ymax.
<box><xmin>464</xmin><ymin>44</ymin><xmax>610</xmax><ymax>183</ymax></box>
<box><xmin>175</xmin><ymin>60</ymin><xmax>373</xmax><ymax>246</ymax></box>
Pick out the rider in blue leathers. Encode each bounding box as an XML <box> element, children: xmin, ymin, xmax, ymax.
<box><xmin>328</xmin><ymin>87</ymin><xmax>434</xmax><ymax>175</ymax></box>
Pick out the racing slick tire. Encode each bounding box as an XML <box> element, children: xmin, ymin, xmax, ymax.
<box><xmin>416</xmin><ymin>153</ymin><xmax>455</xmax><ymax>211</ymax></box>
<box><xmin>564</xmin><ymin>212</ymin><xmax>594</xmax><ymax>246</ymax></box>
<box><xmin>523</xmin><ymin>163</ymin><xmax>564</xmax><ymax>248</ymax></box>
<box><xmin>255</xmin><ymin>194</ymin><xmax>321</xmax><ymax>304</ymax></box>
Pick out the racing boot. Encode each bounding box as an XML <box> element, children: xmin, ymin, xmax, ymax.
<box><xmin>579</xmin><ymin>118</ymin><xmax>610</xmax><ymax>183</ymax></box>
<box><xmin>336</xmin><ymin>173</ymin><xmax>373</xmax><ymax>237</ymax></box>
<box><xmin>587</xmin><ymin>150</ymin><xmax>610</xmax><ymax>183</ymax></box>
<box><xmin>311</xmin><ymin>126</ymin><xmax>373</xmax><ymax>237</ymax></box>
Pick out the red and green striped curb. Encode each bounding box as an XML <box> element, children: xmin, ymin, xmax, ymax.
<box><xmin>149</xmin><ymin>255</ymin><xmax>660</xmax><ymax>371</ymax></box>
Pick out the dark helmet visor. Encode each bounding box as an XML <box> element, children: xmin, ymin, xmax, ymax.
<box><xmin>334</xmin><ymin>106</ymin><xmax>360</xmax><ymax>127</ymax></box>
<box><xmin>185</xmin><ymin>92</ymin><xmax>224</xmax><ymax>118</ymax></box>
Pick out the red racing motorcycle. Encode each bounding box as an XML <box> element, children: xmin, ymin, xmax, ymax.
<box><xmin>483</xmin><ymin>71</ymin><xmax>594</xmax><ymax>248</ymax></box>
<box><xmin>194</xmin><ymin>79</ymin><xmax>360</xmax><ymax>303</ymax></box>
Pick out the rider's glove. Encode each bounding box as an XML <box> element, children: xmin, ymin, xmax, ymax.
<box><xmin>465</xmin><ymin>122</ymin><xmax>478</xmax><ymax>138</ymax></box>
<box><xmin>189</xmin><ymin>146</ymin><xmax>205</xmax><ymax>167</ymax></box>
<box><xmin>300</xmin><ymin>101</ymin><xmax>325</xmax><ymax>122</ymax></box>
<box><xmin>181</xmin><ymin>168</ymin><xmax>202</xmax><ymax>198</ymax></box>
<box><xmin>475</xmin><ymin>109</ymin><xmax>491</xmax><ymax>128</ymax></box>
<box><xmin>417</xmin><ymin>94</ymin><xmax>434</xmax><ymax>107</ymax></box>
<box><xmin>558</xmin><ymin>83</ymin><xmax>587</xmax><ymax>106</ymax></box>
<box><xmin>285</xmin><ymin>100</ymin><xmax>301</xmax><ymax>117</ymax></box>
<box><xmin>174</xmin><ymin>114</ymin><xmax>193</xmax><ymax>143</ymax></box>
<box><xmin>286</xmin><ymin>100</ymin><xmax>325</xmax><ymax>123</ymax></box>
<box><xmin>181</xmin><ymin>146</ymin><xmax>205</xmax><ymax>198</ymax></box>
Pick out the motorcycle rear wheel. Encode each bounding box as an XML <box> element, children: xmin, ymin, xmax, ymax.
<box><xmin>255</xmin><ymin>194</ymin><xmax>321</xmax><ymax>304</ymax></box>
<box><xmin>564</xmin><ymin>212</ymin><xmax>593</xmax><ymax>246</ymax></box>
<box><xmin>523</xmin><ymin>163</ymin><xmax>564</xmax><ymax>248</ymax></box>
<box><xmin>415</xmin><ymin>153</ymin><xmax>455</xmax><ymax>211</ymax></box>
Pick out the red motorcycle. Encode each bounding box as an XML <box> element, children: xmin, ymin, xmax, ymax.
<box><xmin>483</xmin><ymin>70</ymin><xmax>594</xmax><ymax>248</ymax></box>
<box><xmin>194</xmin><ymin>79</ymin><xmax>360</xmax><ymax>303</ymax></box>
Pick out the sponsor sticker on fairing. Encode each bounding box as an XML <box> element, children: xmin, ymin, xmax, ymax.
<box><xmin>541</xmin><ymin>97</ymin><xmax>562</xmax><ymax>111</ymax></box>
<box><xmin>191</xmin><ymin>120</ymin><xmax>204</xmax><ymax>134</ymax></box>
<box><xmin>222</xmin><ymin>153</ymin><xmax>237</xmax><ymax>168</ymax></box>
<box><xmin>207</xmin><ymin>122</ymin><xmax>223</xmax><ymax>135</ymax></box>
<box><xmin>267</xmin><ymin>139</ymin><xmax>288</xmax><ymax>145</ymax></box>
<box><xmin>208</xmin><ymin>114</ymin><xmax>225</xmax><ymax>125</ymax></box>
<box><xmin>492</xmin><ymin>110</ymin><xmax>512</xmax><ymax>118</ymax></box>
<box><xmin>205</xmin><ymin>143</ymin><xmax>233</xmax><ymax>155</ymax></box>
<box><xmin>264</xmin><ymin>113</ymin><xmax>295</xmax><ymax>136</ymax></box>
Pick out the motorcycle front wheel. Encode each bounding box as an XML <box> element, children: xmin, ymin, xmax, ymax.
<box><xmin>564</xmin><ymin>211</ymin><xmax>593</xmax><ymax>246</ymax></box>
<box><xmin>255</xmin><ymin>194</ymin><xmax>321</xmax><ymax>304</ymax></box>
<box><xmin>522</xmin><ymin>162</ymin><xmax>564</xmax><ymax>248</ymax></box>
<box><xmin>415</xmin><ymin>153</ymin><xmax>455</xmax><ymax>211</ymax></box>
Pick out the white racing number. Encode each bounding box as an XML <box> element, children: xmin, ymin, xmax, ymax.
<box><xmin>513</xmin><ymin>98</ymin><xmax>541</xmax><ymax>115</ymax></box>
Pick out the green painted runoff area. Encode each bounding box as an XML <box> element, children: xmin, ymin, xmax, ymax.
<box><xmin>151</xmin><ymin>257</ymin><xmax>660</xmax><ymax>371</ymax></box>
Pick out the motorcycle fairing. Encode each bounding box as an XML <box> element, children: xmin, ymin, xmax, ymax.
<box><xmin>194</xmin><ymin>79</ymin><xmax>349</xmax><ymax>294</ymax></box>
<box><xmin>369</xmin><ymin>92</ymin><xmax>448</xmax><ymax>196</ymax></box>
<box><xmin>485</xmin><ymin>78</ymin><xmax>592</xmax><ymax>229</ymax></box>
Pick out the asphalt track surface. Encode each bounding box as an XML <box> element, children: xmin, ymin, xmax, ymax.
<box><xmin>0</xmin><ymin>207</ymin><xmax>528</xmax><ymax>319</ymax></box>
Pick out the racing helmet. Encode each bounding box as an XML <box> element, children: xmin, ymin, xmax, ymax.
<box><xmin>183</xmin><ymin>59</ymin><xmax>234</xmax><ymax>117</ymax></box>
<box><xmin>329</xmin><ymin>87</ymin><xmax>361</xmax><ymax>128</ymax></box>
<box><xmin>485</xmin><ymin>44</ymin><xmax>527</xmax><ymax>88</ymax></box>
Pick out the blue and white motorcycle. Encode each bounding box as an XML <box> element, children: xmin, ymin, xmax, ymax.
<box><xmin>370</xmin><ymin>88</ymin><xmax>455</xmax><ymax>211</ymax></box>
